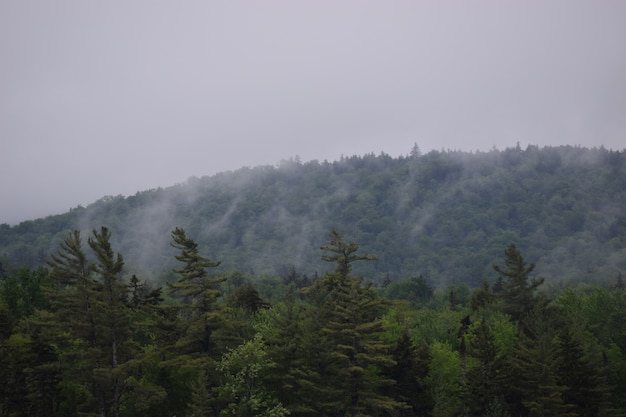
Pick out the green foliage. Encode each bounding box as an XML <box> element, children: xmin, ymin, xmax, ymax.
<box><xmin>506</xmin><ymin>305</ymin><xmax>571</xmax><ymax>417</ymax></box>
<box><xmin>3</xmin><ymin>146</ymin><xmax>625</xmax><ymax>288</ymax></box>
<box><xmin>382</xmin><ymin>275</ymin><xmax>433</xmax><ymax>306</ymax></box>
<box><xmin>167</xmin><ymin>227</ymin><xmax>232</xmax><ymax>356</ymax></box>
<box><xmin>216</xmin><ymin>334</ymin><xmax>289</xmax><ymax>417</ymax></box>
<box><xmin>493</xmin><ymin>244</ymin><xmax>544</xmax><ymax>321</ymax></box>
<box><xmin>0</xmin><ymin>266</ymin><xmax>50</xmax><ymax>319</ymax></box>
<box><xmin>426</xmin><ymin>341</ymin><xmax>462</xmax><ymax>417</ymax></box>
<box><xmin>2</xmin><ymin>215</ymin><xmax>626</xmax><ymax>416</ymax></box>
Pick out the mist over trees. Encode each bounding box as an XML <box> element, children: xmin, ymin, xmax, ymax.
<box><xmin>1</xmin><ymin>144</ymin><xmax>626</xmax><ymax>416</ymax></box>
<box><xmin>2</xmin><ymin>225</ymin><xmax>626</xmax><ymax>416</ymax></box>
<box><xmin>2</xmin><ymin>145</ymin><xmax>625</xmax><ymax>290</ymax></box>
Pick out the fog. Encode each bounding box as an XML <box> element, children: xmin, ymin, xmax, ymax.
<box><xmin>2</xmin><ymin>1</ymin><xmax>625</xmax><ymax>224</ymax></box>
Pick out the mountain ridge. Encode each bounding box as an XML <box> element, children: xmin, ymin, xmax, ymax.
<box><xmin>1</xmin><ymin>145</ymin><xmax>625</xmax><ymax>288</ymax></box>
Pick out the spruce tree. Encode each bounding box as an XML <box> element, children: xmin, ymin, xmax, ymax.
<box><xmin>555</xmin><ymin>326</ymin><xmax>615</xmax><ymax>417</ymax></box>
<box><xmin>507</xmin><ymin>306</ymin><xmax>571</xmax><ymax>417</ymax></box>
<box><xmin>466</xmin><ymin>319</ymin><xmax>507</xmax><ymax>416</ymax></box>
<box><xmin>384</xmin><ymin>331</ymin><xmax>432</xmax><ymax>417</ymax></box>
<box><xmin>258</xmin><ymin>288</ymin><xmax>318</xmax><ymax>416</ymax></box>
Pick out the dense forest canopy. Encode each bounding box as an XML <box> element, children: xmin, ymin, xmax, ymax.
<box><xmin>1</xmin><ymin>226</ymin><xmax>626</xmax><ymax>416</ymax></box>
<box><xmin>1</xmin><ymin>145</ymin><xmax>625</xmax><ymax>289</ymax></box>
<box><xmin>1</xmin><ymin>144</ymin><xmax>626</xmax><ymax>416</ymax></box>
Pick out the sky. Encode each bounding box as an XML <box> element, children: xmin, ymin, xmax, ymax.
<box><xmin>1</xmin><ymin>1</ymin><xmax>625</xmax><ymax>225</ymax></box>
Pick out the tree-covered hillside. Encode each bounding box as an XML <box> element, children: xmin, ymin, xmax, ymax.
<box><xmin>1</xmin><ymin>145</ymin><xmax>625</xmax><ymax>288</ymax></box>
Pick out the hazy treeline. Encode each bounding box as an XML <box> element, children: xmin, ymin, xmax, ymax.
<box><xmin>1</xmin><ymin>145</ymin><xmax>625</xmax><ymax>289</ymax></box>
<box><xmin>1</xmin><ymin>227</ymin><xmax>626</xmax><ymax>416</ymax></box>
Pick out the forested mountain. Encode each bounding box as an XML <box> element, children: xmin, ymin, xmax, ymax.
<box><xmin>2</xmin><ymin>146</ymin><xmax>626</xmax><ymax>416</ymax></box>
<box><xmin>2</xmin><ymin>145</ymin><xmax>625</xmax><ymax>288</ymax></box>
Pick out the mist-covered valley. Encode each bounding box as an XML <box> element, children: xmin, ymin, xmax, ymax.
<box><xmin>1</xmin><ymin>145</ymin><xmax>625</xmax><ymax>289</ymax></box>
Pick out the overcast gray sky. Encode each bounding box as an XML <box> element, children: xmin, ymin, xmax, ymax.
<box><xmin>1</xmin><ymin>1</ymin><xmax>625</xmax><ymax>225</ymax></box>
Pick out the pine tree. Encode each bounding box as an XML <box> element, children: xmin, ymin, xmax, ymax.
<box><xmin>87</xmin><ymin>226</ymin><xmax>132</xmax><ymax>417</ymax></box>
<box><xmin>42</xmin><ymin>228</ymin><xmax>137</xmax><ymax>417</ymax></box>
<box><xmin>44</xmin><ymin>229</ymin><xmax>103</xmax><ymax>415</ymax></box>
<box><xmin>167</xmin><ymin>227</ymin><xmax>229</xmax><ymax>356</ymax></box>
<box><xmin>304</xmin><ymin>230</ymin><xmax>405</xmax><ymax>416</ymax></box>
<box><xmin>493</xmin><ymin>244</ymin><xmax>544</xmax><ymax>321</ymax></box>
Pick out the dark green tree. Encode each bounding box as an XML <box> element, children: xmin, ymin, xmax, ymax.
<box><xmin>466</xmin><ymin>318</ymin><xmax>507</xmax><ymax>416</ymax></box>
<box><xmin>555</xmin><ymin>326</ymin><xmax>614</xmax><ymax>417</ymax></box>
<box><xmin>493</xmin><ymin>244</ymin><xmax>544</xmax><ymax>321</ymax></box>
<box><xmin>0</xmin><ymin>266</ymin><xmax>50</xmax><ymax>320</ymax></box>
<box><xmin>128</xmin><ymin>274</ymin><xmax>163</xmax><ymax>309</ymax></box>
<box><xmin>507</xmin><ymin>306</ymin><xmax>571</xmax><ymax>417</ymax></box>
<box><xmin>44</xmin><ymin>229</ymin><xmax>102</xmax><ymax>415</ymax></box>
<box><xmin>228</xmin><ymin>281</ymin><xmax>270</xmax><ymax>316</ymax></box>
<box><xmin>304</xmin><ymin>230</ymin><xmax>404</xmax><ymax>416</ymax></box>
<box><xmin>187</xmin><ymin>370</ymin><xmax>213</xmax><ymax>417</ymax></box>
<box><xmin>257</xmin><ymin>289</ymin><xmax>318</xmax><ymax>416</ymax></box>
<box><xmin>87</xmin><ymin>226</ymin><xmax>132</xmax><ymax>417</ymax></box>
<box><xmin>384</xmin><ymin>331</ymin><xmax>432</xmax><ymax>417</ymax></box>
<box><xmin>167</xmin><ymin>226</ymin><xmax>229</xmax><ymax>356</ymax></box>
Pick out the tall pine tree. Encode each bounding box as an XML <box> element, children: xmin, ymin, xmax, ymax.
<box><xmin>303</xmin><ymin>230</ymin><xmax>405</xmax><ymax>416</ymax></box>
<box><xmin>493</xmin><ymin>244</ymin><xmax>544</xmax><ymax>322</ymax></box>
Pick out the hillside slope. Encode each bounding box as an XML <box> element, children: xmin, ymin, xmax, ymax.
<box><xmin>1</xmin><ymin>145</ymin><xmax>625</xmax><ymax>288</ymax></box>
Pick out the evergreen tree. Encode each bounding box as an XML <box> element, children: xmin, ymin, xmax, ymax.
<box><xmin>258</xmin><ymin>288</ymin><xmax>318</xmax><ymax>416</ymax></box>
<box><xmin>507</xmin><ymin>306</ymin><xmax>571</xmax><ymax>417</ymax></box>
<box><xmin>493</xmin><ymin>244</ymin><xmax>544</xmax><ymax>321</ymax></box>
<box><xmin>466</xmin><ymin>319</ymin><xmax>507</xmax><ymax>416</ymax></box>
<box><xmin>187</xmin><ymin>370</ymin><xmax>213</xmax><ymax>417</ymax></box>
<box><xmin>555</xmin><ymin>326</ymin><xmax>615</xmax><ymax>417</ymax></box>
<box><xmin>41</xmin><ymin>227</ymin><xmax>137</xmax><ymax>417</ymax></box>
<box><xmin>384</xmin><ymin>331</ymin><xmax>432</xmax><ymax>417</ymax></box>
<box><xmin>469</xmin><ymin>280</ymin><xmax>496</xmax><ymax>311</ymax></box>
<box><xmin>167</xmin><ymin>226</ymin><xmax>229</xmax><ymax>356</ymax></box>
<box><xmin>87</xmin><ymin>226</ymin><xmax>132</xmax><ymax>417</ymax></box>
<box><xmin>128</xmin><ymin>274</ymin><xmax>163</xmax><ymax>309</ymax></box>
<box><xmin>304</xmin><ymin>230</ymin><xmax>404</xmax><ymax>416</ymax></box>
<box><xmin>44</xmin><ymin>229</ymin><xmax>103</xmax><ymax>415</ymax></box>
<box><xmin>228</xmin><ymin>281</ymin><xmax>270</xmax><ymax>316</ymax></box>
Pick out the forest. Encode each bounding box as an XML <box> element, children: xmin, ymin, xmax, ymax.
<box><xmin>1</xmin><ymin>226</ymin><xmax>625</xmax><ymax>416</ymax></box>
<box><xmin>1</xmin><ymin>144</ymin><xmax>626</xmax><ymax>416</ymax></box>
<box><xmin>1</xmin><ymin>145</ymin><xmax>625</xmax><ymax>289</ymax></box>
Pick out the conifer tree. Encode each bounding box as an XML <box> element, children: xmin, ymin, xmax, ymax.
<box><xmin>87</xmin><ymin>226</ymin><xmax>132</xmax><ymax>417</ymax></box>
<box><xmin>555</xmin><ymin>326</ymin><xmax>615</xmax><ymax>417</ymax></box>
<box><xmin>167</xmin><ymin>227</ymin><xmax>229</xmax><ymax>356</ymax></box>
<box><xmin>45</xmin><ymin>229</ymin><xmax>103</xmax><ymax>414</ymax></box>
<box><xmin>41</xmin><ymin>227</ymin><xmax>137</xmax><ymax>417</ymax></box>
<box><xmin>187</xmin><ymin>370</ymin><xmax>213</xmax><ymax>417</ymax></box>
<box><xmin>258</xmin><ymin>288</ymin><xmax>318</xmax><ymax>416</ymax></box>
<box><xmin>493</xmin><ymin>244</ymin><xmax>544</xmax><ymax>321</ymax></box>
<box><xmin>304</xmin><ymin>230</ymin><xmax>404</xmax><ymax>416</ymax></box>
<box><xmin>507</xmin><ymin>306</ymin><xmax>571</xmax><ymax>417</ymax></box>
<box><xmin>384</xmin><ymin>331</ymin><xmax>432</xmax><ymax>417</ymax></box>
<box><xmin>466</xmin><ymin>319</ymin><xmax>507</xmax><ymax>416</ymax></box>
